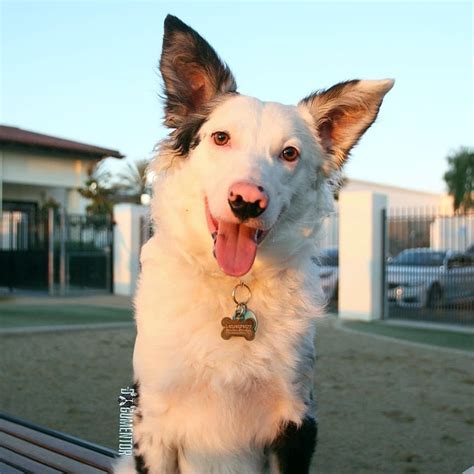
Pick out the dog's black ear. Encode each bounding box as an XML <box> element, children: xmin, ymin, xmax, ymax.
<box><xmin>160</xmin><ymin>15</ymin><xmax>237</xmax><ymax>127</ymax></box>
<box><xmin>299</xmin><ymin>79</ymin><xmax>394</xmax><ymax>172</ymax></box>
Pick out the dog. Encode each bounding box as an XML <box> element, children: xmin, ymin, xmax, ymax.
<box><xmin>114</xmin><ymin>14</ymin><xmax>393</xmax><ymax>474</ymax></box>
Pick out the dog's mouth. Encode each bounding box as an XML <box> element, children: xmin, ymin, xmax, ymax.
<box><xmin>205</xmin><ymin>198</ymin><xmax>269</xmax><ymax>277</ymax></box>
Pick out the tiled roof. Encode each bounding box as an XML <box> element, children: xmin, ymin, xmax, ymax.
<box><xmin>0</xmin><ymin>125</ymin><xmax>124</xmax><ymax>159</ymax></box>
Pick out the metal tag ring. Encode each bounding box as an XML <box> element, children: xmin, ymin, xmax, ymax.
<box><xmin>232</xmin><ymin>282</ymin><xmax>252</xmax><ymax>305</ymax></box>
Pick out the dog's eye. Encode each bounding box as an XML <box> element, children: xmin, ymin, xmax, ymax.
<box><xmin>280</xmin><ymin>146</ymin><xmax>300</xmax><ymax>162</ymax></box>
<box><xmin>212</xmin><ymin>131</ymin><xmax>230</xmax><ymax>146</ymax></box>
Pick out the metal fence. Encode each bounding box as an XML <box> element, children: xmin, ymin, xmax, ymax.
<box><xmin>384</xmin><ymin>208</ymin><xmax>474</xmax><ymax>325</ymax></box>
<box><xmin>0</xmin><ymin>209</ymin><xmax>114</xmax><ymax>294</ymax></box>
<box><xmin>318</xmin><ymin>213</ymin><xmax>339</xmax><ymax>312</ymax></box>
<box><xmin>139</xmin><ymin>215</ymin><xmax>154</xmax><ymax>250</ymax></box>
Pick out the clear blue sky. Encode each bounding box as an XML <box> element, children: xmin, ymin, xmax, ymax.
<box><xmin>1</xmin><ymin>1</ymin><xmax>472</xmax><ymax>193</ymax></box>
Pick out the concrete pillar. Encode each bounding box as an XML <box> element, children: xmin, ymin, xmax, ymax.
<box><xmin>338</xmin><ymin>191</ymin><xmax>387</xmax><ymax>321</ymax></box>
<box><xmin>0</xmin><ymin>151</ymin><xmax>3</xmax><ymax>217</ymax></box>
<box><xmin>113</xmin><ymin>203</ymin><xmax>149</xmax><ymax>296</ymax></box>
<box><xmin>66</xmin><ymin>188</ymin><xmax>82</xmax><ymax>213</ymax></box>
<box><xmin>47</xmin><ymin>187</ymin><xmax>68</xmax><ymax>210</ymax></box>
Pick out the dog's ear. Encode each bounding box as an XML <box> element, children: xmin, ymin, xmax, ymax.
<box><xmin>299</xmin><ymin>79</ymin><xmax>394</xmax><ymax>172</ymax></box>
<box><xmin>160</xmin><ymin>15</ymin><xmax>237</xmax><ymax>127</ymax></box>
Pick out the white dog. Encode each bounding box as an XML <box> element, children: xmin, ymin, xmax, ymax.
<box><xmin>114</xmin><ymin>14</ymin><xmax>393</xmax><ymax>474</ymax></box>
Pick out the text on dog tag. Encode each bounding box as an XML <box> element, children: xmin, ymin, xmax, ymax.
<box><xmin>221</xmin><ymin>317</ymin><xmax>256</xmax><ymax>341</ymax></box>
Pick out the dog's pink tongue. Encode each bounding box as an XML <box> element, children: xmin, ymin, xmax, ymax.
<box><xmin>215</xmin><ymin>221</ymin><xmax>257</xmax><ymax>276</ymax></box>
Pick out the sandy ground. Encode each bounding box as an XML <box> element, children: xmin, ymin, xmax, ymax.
<box><xmin>1</xmin><ymin>318</ymin><xmax>473</xmax><ymax>474</ymax></box>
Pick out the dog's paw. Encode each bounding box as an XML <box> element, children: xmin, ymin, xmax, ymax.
<box><xmin>112</xmin><ymin>455</ymin><xmax>135</xmax><ymax>474</ymax></box>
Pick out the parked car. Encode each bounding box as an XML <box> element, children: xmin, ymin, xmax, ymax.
<box><xmin>313</xmin><ymin>248</ymin><xmax>339</xmax><ymax>306</ymax></box>
<box><xmin>387</xmin><ymin>248</ymin><xmax>474</xmax><ymax>308</ymax></box>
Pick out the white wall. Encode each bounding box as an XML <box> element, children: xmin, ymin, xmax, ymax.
<box><xmin>0</xmin><ymin>152</ymin><xmax>3</xmax><ymax>214</ymax></box>
<box><xmin>431</xmin><ymin>215</ymin><xmax>474</xmax><ymax>251</ymax></box>
<box><xmin>1</xmin><ymin>149</ymin><xmax>95</xmax><ymax>213</ymax></box>
<box><xmin>2</xmin><ymin>149</ymin><xmax>93</xmax><ymax>188</ymax></box>
<box><xmin>113</xmin><ymin>204</ymin><xmax>149</xmax><ymax>296</ymax></box>
<box><xmin>344</xmin><ymin>178</ymin><xmax>451</xmax><ymax>210</ymax></box>
<box><xmin>2</xmin><ymin>182</ymin><xmax>89</xmax><ymax>213</ymax></box>
<box><xmin>338</xmin><ymin>191</ymin><xmax>387</xmax><ymax>321</ymax></box>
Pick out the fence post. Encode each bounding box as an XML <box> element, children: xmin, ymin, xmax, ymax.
<box><xmin>113</xmin><ymin>204</ymin><xmax>149</xmax><ymax>296</ymax></box>
<box><xmin>107</xmin><ymin>214</ymin><xmax>114</xmax><ymax>294</ymax></box>
<box><xmin>48</xmin><ymin>208</ymin><xmax>55</xmax><ymax>295</ymax></box>
<box><xmin>59</xmin><ymin>210</ymin><xmax>67</xmax><ymax>296</ymax></box>
<box><xmin>380</xmin><ymin>208</ymin><xmax>387</xmax><ymax>319</ymax></box>
<box><xmin>338</xmin><ymin>191</ymin><xmax>388</xmax><ymax>321</ymax></box>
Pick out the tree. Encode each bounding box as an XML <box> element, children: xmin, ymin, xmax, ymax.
<box><xmin>77</xmin><ymin>164</ymin><xmax>116</xmax><ymax>216</ymax></box>
<box><xmin>443</xmin><ymin>147</ymin><xmax>474</xmax><ymax>214</ymax></box>
<box><xmin>78</xmin><ymin>159</ymin><xmax>152</xmax><ymax>215</ymax></box>
<box><xmin>39</xmin><ymin>197</ymin><xmax>60</xmax><ymax>216</ymax></box>
<box><xmin>113</xmin><ymin>159</ymin><xmax>150</xmax><ymax>203</ymax></box>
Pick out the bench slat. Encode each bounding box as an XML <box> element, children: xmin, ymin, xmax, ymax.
<box><xmin>0</xmin><ymin>446</ymin><xmax>63</xmax><ymax>473</ymax></box>
<box><xmin>0</xmin><ymin>431</ymin><xmax>107</xmax><ymax>473</ymax></box>
<box><xmin>0</xmin><ymin>418</ymin><xmax>115</xmax><ymax>471</ymax></box>
<box><xmin>0</xmin><ymin>460</ymin><xmax>26</xmax><ymax>474</ymax></box>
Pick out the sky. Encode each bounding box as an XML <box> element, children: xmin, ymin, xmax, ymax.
<box><xmin>1</xmin><ymin>1</ymin><xmax>473</xmax><ymax>194</ymax></box>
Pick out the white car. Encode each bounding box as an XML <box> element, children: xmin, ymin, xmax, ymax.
<box><xmin>387</xmin><ymin>248</ymin><xmax>474</xmax><ymax>308</ymax></box>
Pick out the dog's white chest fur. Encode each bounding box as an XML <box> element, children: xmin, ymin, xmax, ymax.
<box><xmin>133</xmin><ymin>238</ymin><xmax>321</xmax><ymax>456</ymax></box>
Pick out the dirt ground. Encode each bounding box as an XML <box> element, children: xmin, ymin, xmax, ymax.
<box><xmin>1</xmin><ymin>318</ymin><xmax>473</xmax><ymax>474</ymax></box>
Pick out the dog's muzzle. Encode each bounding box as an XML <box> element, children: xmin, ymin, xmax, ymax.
<box><xmin>228</xmin><ymin>182</ymin><xmax>269</xmax><ymax>221</ymax></box>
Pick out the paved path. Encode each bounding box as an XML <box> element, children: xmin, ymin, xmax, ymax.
<box><xmin>0</xmin><ymin>294</ymin><xmax>133</xmax><ymax>309</ymax></box>
<box><xmin>0</xmin><ymin>294</ymin><xmax>134</xmax><ymax>334</ymax></box>
<box><xmin>335</xmin><ymin>319</ymin><xmax>474</xmax><ymax>357</ymax></box>
<box><xmin>385</xmin><ymin>318</ymin><xmax>474</xmax><ymax>334</ymax></box>
<box><xmin>0</xmin><ymin>321</ymin><xmax>134</xmax><ymax>335</ymax></box>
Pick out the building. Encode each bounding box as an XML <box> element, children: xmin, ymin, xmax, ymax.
<box><xmin>0</xmin><ymin>125</ymin><xmax>123</xmax><ymax>217</ymax></box>
<box><xmin>321</xmin><ymin>178</ymin><xmax>456</xmax><ymax>250</ymax></box>
<box><xmin>343</xmin><ymin>178</ymin><xmax>453</xmax><ymax>210</ymax></box>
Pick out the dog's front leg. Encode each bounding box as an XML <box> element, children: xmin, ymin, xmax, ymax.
<box><xmin>113</xmin><ymin>438</ymin><xmax>178</xmax><ymax>474</ymax></box>
<box><xmin>132</xmin><ymin>420</ymin><xmax>179</xmax><ymax>474</ymax></box>
<box><xmin>270</xmin><ymin>415</ymin><xmax>318</xmax><ymax>474</ymax></box>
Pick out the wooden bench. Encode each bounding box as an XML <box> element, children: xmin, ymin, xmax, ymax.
<box><xmin>0</xmin><ymin>412</ymin><xmax>118</xmax><ymax>473</ymax></box>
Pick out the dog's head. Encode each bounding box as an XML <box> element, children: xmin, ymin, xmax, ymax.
<box><xmin>151</xmin><ymin>15</ymin><xmax>393</xmax><ymax>277</ymax></box>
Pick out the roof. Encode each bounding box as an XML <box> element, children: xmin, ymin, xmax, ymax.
<box><xmin>0</xmin><ymin>125</ymin><xmax>124</xmax><ymax>159</ymax></box>
<box><xmin>347</xmin><ymin>178</ymin><xmax>444</xmax><ymax>197</ymax></box>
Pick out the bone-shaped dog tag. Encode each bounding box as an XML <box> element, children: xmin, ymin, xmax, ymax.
<box><xmin>222</xmin><ymin>282</ymin><xmax>258</xmax><ymax>341</ymax></box>
<box><xmin>221</xmin><ymin>317</ymin><xmax>256</xmax><ymax>341</ymax></box>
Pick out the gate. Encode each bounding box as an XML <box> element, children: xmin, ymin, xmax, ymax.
<box><xmin>65</xmin><ymin>214</ymin><xmax>113</xmax><ymax>292</ymax></box>
<box><xmin>0</xmin><ymin>210</ymin><xmax>113</xmax><ymax>294</ymax></box>
<box><xmin>383</xmin><ymin>208</ymin><xmax>474</xmax><ymax>325</ymax></box>
<box><xmin>0</xmin><ymin>210</ymin><xmax>49</xmax><ymax>290</ymax></box>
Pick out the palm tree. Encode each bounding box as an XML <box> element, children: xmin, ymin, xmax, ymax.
<box><xmin>114</xmin><ymin>159</ymin><xmax>150</xmax><ymax>201</ymax></box>
<box><xmin>77</xmin><ymin>164</ymin><xmax>116</xmax><ymax>216</ymax></box>
<box><xmin>443</xmin><ymin>147</ymin><xmax>474</xmax><ymax>214</ymax></box>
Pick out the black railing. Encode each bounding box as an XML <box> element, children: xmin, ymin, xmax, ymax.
<box><xmin>139</xmin><ymin>215</ymin><xmax>154</xmax><ymax>249</ymax></box>
<box><xmin>0</xmin><ymin>210</ymin><xmax>114</xmax><ymax>294</ymax></box>
<box><xmin>384</xmin><ymin>207</ymin><xmax>474</xmax><ymax>325</ymax></box>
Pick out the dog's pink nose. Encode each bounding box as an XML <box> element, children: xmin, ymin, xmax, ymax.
<box><xmin>228</xmin><ymin>182</ymin><xmax>269</xmax><ymax>220</ymax></box>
